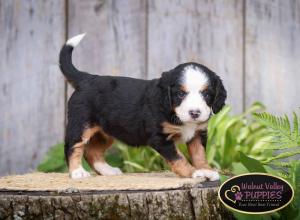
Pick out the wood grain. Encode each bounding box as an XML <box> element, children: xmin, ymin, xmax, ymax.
<box><xmin>67</xmin><ymin>0</ymin><xmax>147</xmax><ymax>97</ymax></box>
<box><xmin>147</xmin><ymin>0</ymin><xmax>244</xmax><ymax>113</ymax></box>
<box><xmin>0</xmin><ymin>0</ymin><xmax>65</xmax><ymax>175</ymax></box>
<box><xmin>245</xmin><ymin>0</ymin><xmax>300</xmax><ymax>115</ymax></box>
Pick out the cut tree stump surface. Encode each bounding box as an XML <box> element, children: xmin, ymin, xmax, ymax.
<box><xmin>0</xmin><ymin>172</ymin><xmax>233</xmax><ymax>220</ymax></box>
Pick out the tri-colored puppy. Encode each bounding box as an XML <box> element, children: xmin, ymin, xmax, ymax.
<box><xmin>59</xmin><ymin>34</ymin><xmax>226</xmax><ymax>180</ymax></box>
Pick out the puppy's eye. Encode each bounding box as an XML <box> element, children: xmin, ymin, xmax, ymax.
<box><xmin>201</xmin><ymin>91</ymin><xmax>210</xmax><ymax>99</ymax></box>
<box><xmin>177</xmin><ymin>91</ymin><xmax>187</xmax><ymax>99</ymax></box>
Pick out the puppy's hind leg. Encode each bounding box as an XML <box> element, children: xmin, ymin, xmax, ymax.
<box><xmin>84</xmin><ymin>127</ymin><xmax>122</xmax><ymax>176</ymax></box>
<box><xmin>65</xmin><ymin>140</ymin><xmax>90</xmax><ymax>179</ymax></box>
<box><xmin>65</xmin><ymin>122</ymin><xmax>100</xmax><ymax>179</ymax></box>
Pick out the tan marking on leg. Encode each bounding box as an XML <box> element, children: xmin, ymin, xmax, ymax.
<box><xmin>167</xmin><ymin>149</ymin><xmax>195</xmax><ymax>177</ymax></box>
<box><xmin>82</xmin><ymin>126</ymin><xmax>102</xmax><ymax>143</ymax></box>
<box><xmin>84</xmin><ymin>132</ymin><xmax>113</xmax><ymax>168</ymax></box>
<box><xmin>187</xmin><ymin>135</ymin><xmax>211</xmax><ymax>169</ymax></box>
<box><xmin>69</xmin><ymin>142</ymin><xmax>85</xmax><ymax>173</ymax></box>
<box><xmin>83</xmin><ymin>126</ymin><xmax>118</xmax><ymax>175</ymax></box>
<box><xmin>68</xmin><ymin>126</ymin><xmax>102</xmax><ymax>174</ymax></box>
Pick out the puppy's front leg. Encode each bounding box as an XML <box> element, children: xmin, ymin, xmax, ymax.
<box><xmin>150</xmin><ymin>137</ymin><xmax>199</xmax><ymax>178</ymax></box>
<box><xmin>167</xmin><ymin>149</ymin><xmax>196</xmax><ymax>178</ymax></box>
<box><xmin>187</xmin><ymin>134</ymin><xmax>210</xmax><ymax>169</ymax></box>
<box><xmin>187</xmin><ymin>135</ymin><xmax>219</xmax><ymax>181</ymax></box>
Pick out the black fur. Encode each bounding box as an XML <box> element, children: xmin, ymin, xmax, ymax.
<box><xmin>59</xmin><ymin>44</ymin><xmax>227</xmax><ymax>166</ymax></box>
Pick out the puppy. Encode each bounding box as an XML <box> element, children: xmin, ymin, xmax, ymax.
<box><xmin>59</xmin><ymin>34</ymin><xmax>226</xmax><ymax>180</ymax></box>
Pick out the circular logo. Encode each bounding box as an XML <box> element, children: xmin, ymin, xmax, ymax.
<box><xmin>218</xmin><ymin>173</ymin><xmax>294</xmax><ymax>214</ymax></box>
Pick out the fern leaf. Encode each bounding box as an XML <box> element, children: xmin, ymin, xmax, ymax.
<box><xmin>292</xmin><ymin>112</ymin><xmax>299</xmax><ymax>141</ymax></box>
<box><xmin>266</xmin><ymin>161</ymin><xmax>294</xmax><ymax>168</ymax></box>
<box><xmin>276</xmin><ymin>171</ymin><xmax>290</xmax><ymax>179</ymax></box>
<box><xmin>262</xmin><ymin>149</ymin><xmax>300</xmax><ymax>164</ymax></box>
<box><xmin>253</xmin><ymin>112</ymin><xmax>299</xmax><ymax>149</ymax></box>
<box><xmin>284</xmin><ymin>114</ymin><xmax>291</xmax><ymax>134</ymax></box>
<box><xmin>291</xmin><ymin>162</ymin><xmax>300</xmax><ymax>205</ymax></box>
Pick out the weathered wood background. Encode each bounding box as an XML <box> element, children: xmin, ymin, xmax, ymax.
<box><xmin>0</xmin><ymin>0</ymin><xmax>299</xmax><ymax>175</ymax></box>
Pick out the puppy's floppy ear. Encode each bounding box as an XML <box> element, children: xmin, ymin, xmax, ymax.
<box><xmin>158</xmin><ymin>70</ymin><xmax>175</xmax><ymax>112</ymax></box>
<box><xmin>158</xmin><ymin>71</ymin><xmax>173</xmax><ymax>89</ymax></box>
<box><xmin>212</xmin><ymin>76</ymin><xmax>227</xmax><ymax>114</ymax></box>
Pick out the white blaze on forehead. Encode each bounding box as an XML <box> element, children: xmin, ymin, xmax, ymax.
<box><xmin>182</xmin><ymin>66</ymin><xmax>208</xmax><ymax>91</ymax></box>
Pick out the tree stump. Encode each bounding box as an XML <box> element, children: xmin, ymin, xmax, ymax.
<box><xmin>0</xmin><ymin>172</ymin><xmax>233</xmax><ymax>220</ymax></box>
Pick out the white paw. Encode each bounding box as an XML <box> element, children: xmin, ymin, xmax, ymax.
<box><xmin>192</xmin><ymin>169</ymin><xmax>206</xmax><ymax>178</ymax></box>
<box><xmin>192</xmin><ymin>169</ymin><xmax>219</xmax><ymax>181</ymax></box>
<box><xmin>204</xmin><ymin>169</ymin><xmax>219</xmax><ymax>181</ymax></box>
<box><xmin>94</xmin><ymin>162</ymin><xmax>123</xmax><ymax>176</ymax></box>
<box><xmin>70</xmin><ymin>167</ymin><xmax>91</xmax><ymax>179</ymax></box>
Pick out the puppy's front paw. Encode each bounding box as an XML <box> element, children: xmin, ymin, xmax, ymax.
<box><xmin>94</xmin><ymin>162</ymin><xmax>123</xmax><ymax>176</ymax></box>
<box><xmin>192</xmin><ymin>170</ymin><xmax>206</xmax><ymax>181</ymax></box>
<box><xmin>192</xmin><ymin>169</ymin><xmax>219</xmax><ymax>181</ymax></box>
<box><xmin>70</xmin><ymin>167</ymin><xmax>91</xmax><ymax>179</ymax></box>
<box><xmin>203</xmin><ymin>169</ymin><xmax>219</xmax><ymax>181</ymax></box>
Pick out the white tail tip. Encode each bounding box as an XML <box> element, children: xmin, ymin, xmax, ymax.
<box><xmin>66</xmin><ymin>33</ymin><xmax>86</xmax><ymax>47</ymax></box>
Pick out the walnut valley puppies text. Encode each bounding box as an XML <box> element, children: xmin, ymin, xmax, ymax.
<box><xmin>240</xmin><ymin>181</ymin><xmax>283</xmax><ymax>200</ymax></box>
<box><xmin>219</xmin><ymin>173</ymin><xmax>294</xmax><ymax>214</ymax></box>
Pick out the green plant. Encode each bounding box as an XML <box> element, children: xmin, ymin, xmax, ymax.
<box><xmin>223</xmin><ymin>110</ymin><xmax>300</xmax><ymax>220</ymax></box>
<box><xmin>108</xmin><ymin>143</ymin><xmax>169</xmax><ymax>172</ymax></box>
<box><xmin>254</xmin><ymin>111</ymin><xmax>300</xmax><ymax>220</ymax></box>
<box><xmin>37</xmin><ymin>143</ymin><xmax>66</xmax><ymax>172</ymax></box>
<box><xmin>37</xmin><ymin>143</ymin><xmax>91</xmax><ymax>172</ymax></box>
<box><xmin>253</xmin><ymin>112</ymin><xmax>300</xmax><ymax>167</ymax></box>
<box><xmin>206</xmin><ymin>102</ymin><xmax>273</xmax><ymax>170</ymax></box>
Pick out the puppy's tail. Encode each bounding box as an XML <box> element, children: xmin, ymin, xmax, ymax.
<box><xmin>59</xmin><ymin>33</ymin><xmax>90</xmax><ymax>88</ymax></box>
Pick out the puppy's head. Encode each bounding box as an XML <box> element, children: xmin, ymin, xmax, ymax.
<box><xmin>159</xmin><ymin>62</ymin><xmax>226</xmax><ymax>124</ymax></box>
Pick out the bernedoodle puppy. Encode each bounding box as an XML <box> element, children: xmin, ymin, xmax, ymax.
<box><xmin>59</xmin><ymin>34</ymin><xmax>226</xmax><ymax>180</ymax></box>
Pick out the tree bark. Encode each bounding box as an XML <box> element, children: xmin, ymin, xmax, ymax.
<box><xmin>0</xmin><ymin>173</ymin><xmax>233</xmax><ymax>219</ymax></box>
<box><xmin>0</xmin><ymin>184</ymin><xmax>233</xmax><ymax>220</ymax></box>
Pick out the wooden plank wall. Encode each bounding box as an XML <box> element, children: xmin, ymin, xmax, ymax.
<box><xmin>0</xmin><ymin>0</ymin><xmax>299</xmax><ymax>175</ymax></box>
<box><xmin>245</xmin><ymin>0</ymin><xmax>300</xmax><ymax>115</ymax></box>
<box><xmin>147</xmin><ymin>0</ymin><xmax>243</xmax><ymax>113</ymax></box>
<box><xmin>0</xmin><ymin>1</ymin><xmax>66</xmax><ymax>175</ymax></box>
<box><xmin>67</xmin><ymin>0</ymin><xmax>147</xmax><ymax>97</ymax></box>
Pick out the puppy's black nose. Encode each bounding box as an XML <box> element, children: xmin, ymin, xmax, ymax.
<box><xmin>189</xmin><ymin>109</ymin><xmax>201</xmax><ymax>119</ymax></box>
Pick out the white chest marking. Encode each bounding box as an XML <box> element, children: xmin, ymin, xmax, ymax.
<box><xmin>180</xmin><ymin>123</ymin><xmax>198</xmax><ymax>143</ymax></box>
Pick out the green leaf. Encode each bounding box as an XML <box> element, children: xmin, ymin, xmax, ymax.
<box><xmin>242</xmin><ymin>102</ymin><xmax>265</xmax><ymax>116</ymax></box>
<box><xmin>123</xmin><ymin>161</ymin><xmax>148</xmax><ymax>172</ymax></box>
<box><xmin>239</xmin><ymin>152</ymin><xmax>267</xmax><ymax>173</ymax></box>
<box><xmin>291</xmin><ymin>162</ymin><xmax>300</xmax><ymax>208</ymax></box>
<box><xmin>231</xmin><ymin>162</ymin><xmax>249</xmax><ymax>175</ymax></box>
<box><xmin>292</xmin><ymin>112</ymin><xmax>299</xmax><ymax>141</ymax></box>
<box><xmin>37</xmin><ymin>143</ymin><xmax>67</xmax><ymax>172</ymax></box>
<box><xmin>219</xmin><ymin>174</ymin><xmax>230</xmax><ymax>183</ymax></box>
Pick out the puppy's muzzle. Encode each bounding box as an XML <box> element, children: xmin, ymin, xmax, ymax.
<box><xmin>189</xmin><ymin>109</ymin><xmax>201</xmax><ymax>119</ymax></box>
